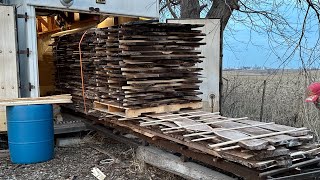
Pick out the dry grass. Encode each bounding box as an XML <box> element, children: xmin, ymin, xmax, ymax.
<box><xmin>222</xmin><ymin>69</ymin><xmax>320</xmax><ymax>139</ymax></box>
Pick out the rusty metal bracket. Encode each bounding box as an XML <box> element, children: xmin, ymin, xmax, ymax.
<box><xmin>96</xmin><ymin>0</ymin><xmax>106</xmax><ymax>4</ymax></box>
<box><xmin>28</xmin><ymin>82</ymin><xmax>35</xmax><ymax>91</ymax></box>
<box><xmin>17</xmin><ymin>12</ymin><xmax>28</xmax><ymax>22</ymax></box>
<box><xmin>18</xmin><ymin>48</ymin><xmax>30</xmax><ymax>57</ymax></box>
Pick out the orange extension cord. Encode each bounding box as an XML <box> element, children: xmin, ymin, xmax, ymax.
<box><xmin>79</xmin><ymin>31</ymin><xmax>88</xmax><ymax>114</ymax></box>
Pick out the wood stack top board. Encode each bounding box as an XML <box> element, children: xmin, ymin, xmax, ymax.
<box><xmin>94</xmin><ymin>22</ymin><xmax>206</xmax><ymax>114</ymax></box>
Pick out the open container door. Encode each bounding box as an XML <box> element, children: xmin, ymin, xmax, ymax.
<box><xmin>167</xmin><ymin>19</ymin><xmax>221</xmax><ymax>113</ymax></box>
<box><xmin>0</xmin><ymin>5</ymin><xmax>19</xmax><ymax>132</ymax></box>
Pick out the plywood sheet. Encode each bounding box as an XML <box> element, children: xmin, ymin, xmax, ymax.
<box><xmin>0</xmin><ymin>5</ymin><xmax>19</xmax><ymax>132</ymax></box>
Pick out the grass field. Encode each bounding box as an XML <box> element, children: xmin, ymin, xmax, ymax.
<box><xmin>221</xmin><ymin>69</ymin><xmax>320</xmax><ymax>139</ymax></box>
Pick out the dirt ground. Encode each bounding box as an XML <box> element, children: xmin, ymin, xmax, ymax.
<box><xmin>0</xmin><ymin>134</ymin><xmax>183</xmax><ymax>180</ymax></box>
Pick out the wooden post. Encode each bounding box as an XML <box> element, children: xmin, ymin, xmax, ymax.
<box><xmin>37</xmin><ymin>17</ymin><xmax>42</xmax><ymax>32</ymax></box>
<box><xmin>47</xmin><ymin>16</ymin><xmax>55</xmax><ymax>31</ymax></box>
<box><xmin>260</xmin><ymin>80</ymin><xmax>267</xmax><ymax>122</ymax></box>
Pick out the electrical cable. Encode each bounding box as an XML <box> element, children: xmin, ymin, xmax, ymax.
<box><xmin>79</xmin><ymin>30</ymin><xmax>88</xmax><ymax>114</ymax></box>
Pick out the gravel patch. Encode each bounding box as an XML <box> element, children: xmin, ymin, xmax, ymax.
<box><xmin>0</xmin><ymin>136</ymin><xmax>183</xmax><ymax>180</ymax></box>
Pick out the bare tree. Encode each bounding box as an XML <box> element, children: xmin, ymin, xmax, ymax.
<box><xmin>160</xmin><ymin>0</ymin><xmax>239</xmax><ymax>30</ymax></box>
<box><xmin>160</xmin><ymin>0</ymin><xmax>320</xmax><ymax>71</ymax></box>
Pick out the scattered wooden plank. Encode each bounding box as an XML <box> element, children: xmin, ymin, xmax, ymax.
<box><xmin>184</xmin><ymin>122</ymin><xmax>275</xmax><ymax>137</ymax></box>
<box><xmin>240</xmin><ymin>120</ymin><xmax>311</xmax><ymax>137</ymax></box>
<box><xmin>161</xmin><ymin>117</ymin><xmax>248</xmax><ymax>131</ymax></box>
<box><xmin>219</xmin><ymin>147</ymin><xmax>290</xmax><ymax>162</ymax></box>
<box><xmin>217</xmin><ymin>151</ymin><xmax>284</xmax><ymax>170</ymax></box>
<box><xmin>172</xmin><ymin>117</ymin><xmax>215</xmax><ymax>132</ymax></box>
<box><xmin>94</xmin><ymin>109</ymin><xmax>317</xmax><ymax>171</ymax></box>
<box><xmin>140</xmin><ymin>114</ymin><xmax>224</xmax><ymax>126</ymax></box>
<box><xmin>110</xmin><ymin>119</ymin><xmax>222</xmax><ymax>158</ymax></box>
<box><xmin>212</xmin><ymin>121</ymin><xmax>304</xmax><ymax>147</ymax></box>
<box><xmin>142</xmin><ymin>117</ymin><xmax>178</xmax><ymax>128</ymax></box>
<box><xmin>0</xmin><ymin>94</ymin><xmax>72</xmax><ymax>106</ymax></box>
<box><xmin>208</xmin><ymin>128</ymin><xmax>307</xmax><ymax>149</ymax></box>
<box><xmin>212</xmin><ymin>130</ymin><xmax>269</xmax><ymax>150</ymax></box>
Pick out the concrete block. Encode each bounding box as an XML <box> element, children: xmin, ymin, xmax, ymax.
<box><xmin>0</xmin><ymin>150</ymin><xmax>9</xmax><ymax>158</ymax></box>
<box><xmin>56</xmin><ymin>137</ymin><xmax>82</xmax><ymax>147</ymax></box>
<box><xmin>136</xmin><ymin>146</ymin><xmax>235</xmax><ymax>180</ymax></box>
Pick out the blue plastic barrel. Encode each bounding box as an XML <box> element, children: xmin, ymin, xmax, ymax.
<box><xmin>7</xmin><ymin>104</ymin><xmax>54</xmax><ymax>164</ymax></box>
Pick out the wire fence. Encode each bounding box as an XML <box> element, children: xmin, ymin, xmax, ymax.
<box><xmin>221</xmin><ymin>69</ymin><xmax>320</xmax><ymax>140</ymax></box>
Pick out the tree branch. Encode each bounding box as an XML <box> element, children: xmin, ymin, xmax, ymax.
<box><xmin>305</xmin><ymin>0</ymin><xmax>320</xmax><ymax>23</ymax></box>
<box><xmin>166</xmin><ymin>0</ymin><xmax>178</xmax><ymax>18</ymax></box>
<box><xmin>206</xmin><ymin>0</ymin><xmax>239</xmax><ymax>30</ymax></box>
<box><xmin>200</xmin><ymin>4</ymin><xmax>208</xmax><ymax>12</ymax></box>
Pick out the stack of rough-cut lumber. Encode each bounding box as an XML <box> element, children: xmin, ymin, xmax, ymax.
<box><xmin>134</xmin><ymin>110</ymin><xmax>318</xmax><ymax>171</ymax></box>
<box><xmin>89</xmin><ymin>26</ymin><xmax>126</xmax><ymax>106</ymax></box>
<box><xmin>92</xmin><ymin>28</ymin><xmax>109</xmax><ymax>103</ymax></box>
<box><xmin>53</xmin><ymin>22</ymin><xmax>205</xmax><ymax>115</ymax></box>
<box><xmin>53</xmin><ymin>30</ymin><xmax>97</xmax><ymax>113</ymax></box>
<box><xmin>99</xmin><ymin>22</ymin><xmax>205</xmax><ymax>109</ymax></box>
<box><xmin>105</xmin><ymin>26</ymin><xmax>126</xmax><ymax>105</ymax></box>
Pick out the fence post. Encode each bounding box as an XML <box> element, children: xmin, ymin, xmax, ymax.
<box><xmin>260</xmin><ymin>80</ymin><xmax>267</xmax><ymax>122</ymax></box>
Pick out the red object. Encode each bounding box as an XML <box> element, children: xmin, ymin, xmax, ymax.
<box><xmin>306</xmin><ymin>82</ymin><xmax>320</xmax><ymax>102</ymax></box>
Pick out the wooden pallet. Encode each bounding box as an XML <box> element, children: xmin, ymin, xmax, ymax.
<box><xmin>93</xmin><ymin>101</ymin><xmax>202</xmax><ymax>118</ymax></box>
